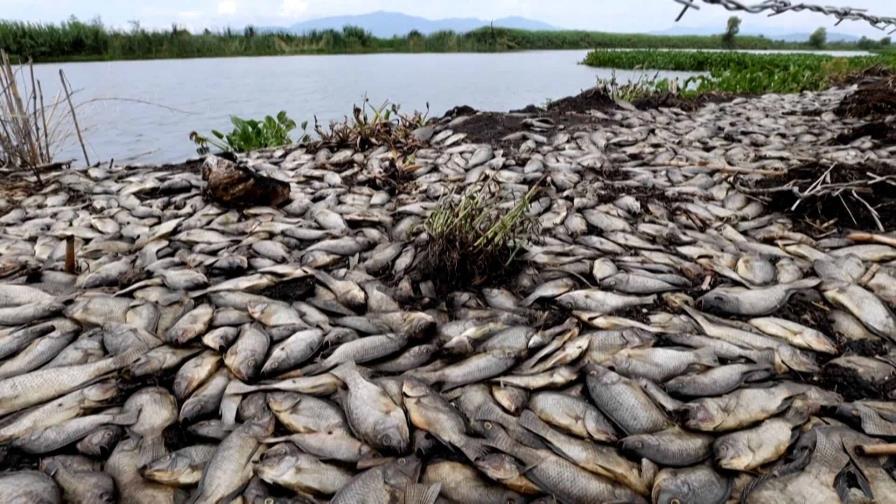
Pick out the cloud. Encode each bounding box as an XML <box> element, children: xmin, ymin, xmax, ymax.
<box><xmin>217</xmin><ymin>0</ymin><xmax>238</xmax><ymax>16</ymax></box>
<box><xmin>279</xmin><ymin>0</ymin><xmax>309</xmax><ymax>18</ymax></box>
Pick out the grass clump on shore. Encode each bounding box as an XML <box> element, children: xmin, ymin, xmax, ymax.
<box><xmin>190</xmin><ymin>111</ymin><xmax>303</xmax><ymax>154</ymax></box>
<box><xmin>315</xmin><ymin>100</ymin><xmax>428</xmax><ymax>152</ymax></box>
<box><xmin>418</xmin><ymin>183</ymin><xmax>539</xmax><ymax>290</ymax></box>
<box><xmin>0</xmin><ymin>17</ymin><xmax>869</xmax><ymax>63</ymax></box>
<box><xmin>584</xmin><ymin>49</ymin><xmax>890</xmax><ymax>95</ymax></box>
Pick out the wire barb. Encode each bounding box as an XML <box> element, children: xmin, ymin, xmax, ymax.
<box><xmin>672</xmin><ymin>0</ymin><xmax>896</xmax><ymax>33</ymax></box>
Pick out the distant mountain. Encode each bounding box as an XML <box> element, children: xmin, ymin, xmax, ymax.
<box><xmin>650</xmin><ymin>25</ymin><xmax>861</xmax><ymax>42</ymax></box>
<box><xmin>264</xmin><ymin>11</ymin><xmax>557</xmax><ymax>37</ymax></box>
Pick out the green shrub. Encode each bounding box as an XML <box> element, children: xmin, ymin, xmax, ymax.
<box><xmin>190</xmin><ymin>111</ymin><xmax>302</xmax><ymax>154</ymax></box>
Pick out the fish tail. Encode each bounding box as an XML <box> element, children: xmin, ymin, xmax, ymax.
<box><xmin>404</xmin><ymin>482</ymin><xmax>441</xmax><ymax>504</ymax></box>
<box><xmin>136</xmin><ymin>434</ymin><xmax>166</xmax><ymax>468</ymax></box>
<box><xmin>224</xmin><ymin>380</ymin><xmax>257</xmax><ymax>396</ymax></box>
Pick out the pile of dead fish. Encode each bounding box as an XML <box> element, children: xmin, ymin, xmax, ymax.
<box><xmin>1</xmin><ymin>82</ymin><xmax>896</xmax><ymax>504</ymax></box>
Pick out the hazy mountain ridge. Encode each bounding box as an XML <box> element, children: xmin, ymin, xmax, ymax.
<box><xmin>262</xmin><ymin>11</ymin><xmax>557</xmax><ymax>37</ymax></box>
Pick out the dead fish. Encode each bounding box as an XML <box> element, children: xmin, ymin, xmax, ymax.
<box><xmin>749</xmin><ymin>317</ymin><xmax>838</xmax><ymax>354</ymax></box>
<box><xmin>0</xmin><ymin>471</ymin><xmax>61</xmax><ymax>504</ymax></box>
<box><xmin>191</xmin><ymin>419</ymin><xmax>274</xmax><ymax>504</ymax></box>
<box><xmin>255</xmin><ymin>442</ymin><xmax>354</xmax><ymax>495</ymax></box>
<box><xmin>556</xmin><ymin>289</ymin><xmax>656</xmax><ymax>314</ymax></box>
<box><xmin>0</xmin><ymin>348</ymin><xmax>143</xmax><ymax>417</ymax></box>
<box><xmin>585</xmin><ymin>365</ymin><xmax>672</xmax><ymax>435</ymax></box>
<box><xmin>699</xmin><ymin>278</ymin><xmax>820</xmax><ymax>316</ymax></box>
<box><xmin>122</xmin><ymin>387</ymin><xmax>178</xmax><ymax>466</ymax></box>
<box><xmin>330</xmin><ymin>361</ymin><xmax>410</xmax><ymax>453</ymax></box>
<box><xmin>664</xmin><ymin>363</ymin><xmax>773</xmax><ymax>398</ymax></box>
<box><xmin>404</xmin><ymin>379</ymin><xmax>482</xmax><ymax>457</ymax></box>
<box><xmin>42</xmin><ymin>458</ymin><xmax>114</xmax><ymax>504</ymax></box>
<box><xmin>422</xmin><ymin>460</ymin><xmax>525</xmax><ymax>504</ymax></box>
<box><xmin>415</xmin><ymin>350</ymin><xmax>517</xmax><ymax>390</ymax></box>
<box><xmin>173</xmin><ymin>351</ymin><xmax>221</xmax><ymax>401</ymax></box>
<box><xmin>620</xmin><ymin>427</ymin><xmax>714</xmax><ymax>467</ymax></box>
<box><xmin>224</xmin><ymin>324</ymin><xmax>270</xmax><ymax>382</ymax></box>
<box><xmin>483</xmin><ymin>422</ymin><xmax>647</xmax><ymax>504</ymax></box>
<box><xmin>528</xmin><ymin>390</ymin><xmax>616</xmax><ymax>442</ymax></box>
<box><xmin>261</xmin><ymin>329</ymin><xmax>323</xmax><ymax>376</ymax></box>
<box><xmin>824</xmin><ymin>284</ymin><xmax>896</xmax><ymax>341</ymax></box>
<box><xmin>141</xmin><ymin>445</ymin><xmax>217</xmax><ymax>487</ymax></box>
<box><xmin>518</xmin><ymin>410</ymin><xmax>651</xmax><ymax>496</ymax></box>
<box><xmin>652</xmin><ymin>465</ymin><xmax>730</xmax><ymax>504</ymax></box>
<box><xmin>330</xmin><ymin>456</ymin><xmax>437</xmax><ymax>504</ymax></box>
<box><xmin>714</xmin><ymin>415</ymin><xmax>801</xmax><ymax>471</ymax></box>
<box><xmin>678</xmin><ymin>383</ymin><xmax>806</xmax><ymax>432</ymax></box>
<box><xmin>164</xmin><ymin>303</ymin><xmax>214</xmax><ymax>344</ymax></box>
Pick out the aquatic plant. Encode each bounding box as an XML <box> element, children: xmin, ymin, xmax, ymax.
<box><xmin>419</xmin><ymin>182</ymin><xmax>540</xmax><ymax>289</ymax></box>
<box><xmin>594</xmin><ymin>72</ymin><xmax>681</xmax><ymax>103</ymax></box>
<box><xmin>583</xmin><ymin>49</ymin><xmax>890</xmax><ymax>95</ymax></box>
<box><xmin>190</xmin><ymin>111</ymin><xmax>302</xmax><ymax>154</ymax></box>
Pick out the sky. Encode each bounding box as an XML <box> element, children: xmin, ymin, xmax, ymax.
<box><xmin>6</xmin><ymin>0</ymin><xmax>896</xmax><ymax>36</ymax></box>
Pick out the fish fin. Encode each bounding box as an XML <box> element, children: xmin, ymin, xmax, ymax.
<box><xmin>261</xmin><ymin>435</ymin><xmax>294</xmax><ymax>445</ymax></box>
<box><xmin>788</xmin><ymin>277</ymin><xmax>821</xmax><ymax>290</ymax></box>
<box><xmin>693</xmin><ymin>347</ymin><xmax>719</xmax><ymax>368</ymax></box>
<box><xmin>640</xmin><ymin>458</ymin><xmax>658</xmax><ymax>489</ymax></box>
<box><xmin>223</xmin><ymin>380</ymin><xmax>257</xmax><ymax>396</ymax></box>
<box><xmin>136</xmin><ymin>434</ymin><xmax>166</xmax><ymax>468</ymax></box>
<box><xmin>517</xmin><ymin>410</ymin><xmax>551</xmax><ymax>438</ymax></box>
<box><xmin>112</xmin><ymin>410</ymin><xmax>139</xmax><ymax>426</ymax></box>
<box><xmin>327</xmin><ymin>360</ymin><xmax>357</xmax><ymax>381</ymax></box>
<box><xmin>457</xmin><ymin>437</ymin><xmax>487</xmax><ymax>463</ymax></box>
<box><xmin>404</xmin><ymin>483</ymin><xmax>441</xmax><ymax>504</ymax></box>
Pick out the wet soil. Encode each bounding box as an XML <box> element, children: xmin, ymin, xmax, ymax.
<box><xmin>751</xmin><ymin>161</ymin><xmax>896</xmax><ymax>232</ymax></box>
<box><xmin>834</xmin><ymin>120</ymin><xmax>896</xmax><ymax>146</ymax></box>
<box><xmin>818</xmin><ymin>360</ymin><xmax>896</xmax><ymax>402</ymax></box>
<box><xmin>836</xmin><ymin>75</ymin><xmax>896</xmax><ymax>118</ymax></box>
<box><xmin>632</xmin><ymin>91</ymin><xmax>741</xmax><ymax>112</ymax></box>
<box><xmin>448</xmin><ymin>110</ymin><xmax>606</xmax><ymax>148</ymax></box>
<box><xmin>547</xmin><ymin>87</ymin><xmax>615</xmax><ymax>114</ymax></box>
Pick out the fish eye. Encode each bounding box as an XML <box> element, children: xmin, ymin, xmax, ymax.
<box><xmin>398</xmin><ymin>458</ymin><xmax>407</xmax><ymax>465</ymax></box>
<box><xmin>670</xmin><ymin>499</ymin><xmax>681</xmax><ymax>504</ymax></box>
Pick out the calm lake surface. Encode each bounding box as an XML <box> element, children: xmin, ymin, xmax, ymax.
<box><xmin>33</xmin><ymin>49</ymin><xmax>866</xmax><ymax>164</ymax></box>
<box><xmin>35</xmin><ymin>50</ymin><xmax>699</xmax><ymax>164</ymax></box>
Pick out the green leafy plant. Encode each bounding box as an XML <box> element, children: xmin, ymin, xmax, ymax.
<box><xmin>418</xmin><ymin>181</ymin><xmax>540</xmax><ymax>289</ymax></box>
<box><xmin>191</xmin><ymin>111</ymin><xmax>304</xmax><ymax>154</ymax></box>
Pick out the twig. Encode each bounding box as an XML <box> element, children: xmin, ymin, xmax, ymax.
<box><xmin>36</xmin><ymin>80</ymin><xmax>50</xmax><ymax>160</ymax></box>
<box><xmin>850</xmin><ymin>190</ymin><xmax>884</xmax><ymax>232</ymax></box>
<box><xmin>59</xmin><ymin>69</ymin><xmax>89</xmax><ymax>166</ymax></box>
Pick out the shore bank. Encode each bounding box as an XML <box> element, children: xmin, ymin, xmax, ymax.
<box><xmin>1</xmin><ymin>76</ymin><xmax>896</xmax><ymax>502</ymax></box>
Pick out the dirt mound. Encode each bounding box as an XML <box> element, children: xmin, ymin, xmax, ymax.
<box><xmin>548</xmin><ymin>87</ymin><xmax>615</xmax><ymax>114</ymax></box>
<box><xmin>751</xmin><ymin>161</ymin><xmax>896</xmax><ymax>232</ymax></box>
<box><xmin>633</xmin><ymin>92</ymin><xmax>739</xmax><ymax>112</ymax></box>
<box><xmin>834</xmin><ymin>120</ymin><xmax>896</xmax><ymax>145</ymax></box>
<box><xmin>450</xmin><ymin>112</ymin><xmax>528</xmax><ymax>146</ymax></box>
<box><xmin>836</xmin><ymin>75</ymin><xmax>896</xmax><ymax>118</ymax></box>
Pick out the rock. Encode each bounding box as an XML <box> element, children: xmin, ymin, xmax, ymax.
<box><xmin>201</xmin><ymin>155</ymin><xmax>290</xmax><ymax>208</ymax></box>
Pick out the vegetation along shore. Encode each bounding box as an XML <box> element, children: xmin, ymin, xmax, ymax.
<box><xmin>0</xmin><ymin>16</ymin><xmax>884</xmax><ymax>62</ymax></box>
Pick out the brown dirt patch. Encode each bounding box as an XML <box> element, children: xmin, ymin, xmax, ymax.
<box><xmin>632</xmin><ymin>92</ymin><xmax>741</xmax><ymax>112</ymax></box>
<box><xmin>834</xmin><ymin>120</ymin><xmax>896</xmax><ymax>145</ymax></box>
<box><xmin>836</xmin><ymin>76</ymin><xmax>896</xmax><ymax>118</ymax></box>
<box><xmin>450</xmin><ymin>112</ymin><xmax>527</xmax><ymax>146</ymax></box>
<box><xmin>548</xmin><ymin>87</ymin><xmax>616</xmax><ymax>114</ymax></box>
<box><xmin>750</xmin><ymin>161</ymin><xmax>896</xmax><ymax>232</ymax></box>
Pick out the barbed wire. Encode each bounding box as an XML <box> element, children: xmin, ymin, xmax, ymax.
<box><xmin>672</xmin><ymin>0</ymin><xmax>896</xmax><ymax>34</ymax></box>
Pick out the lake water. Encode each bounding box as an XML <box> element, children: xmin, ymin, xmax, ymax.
<box><xmin>34</xmin><ymin>50</ymin><xmax>700</xmax><ymax>164</ymax></box>
<box><xmin>32</xmin><ymin>48</ymin><xmax>867</xmax><ymax>164</ymax></box>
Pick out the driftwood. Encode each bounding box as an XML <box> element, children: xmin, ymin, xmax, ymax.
<box><xmin>201</xmin><ymin>155</ymin><xmax>290</xmax><ymax>208</ymax></box>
